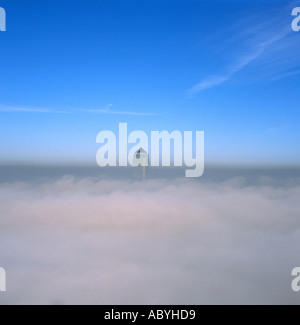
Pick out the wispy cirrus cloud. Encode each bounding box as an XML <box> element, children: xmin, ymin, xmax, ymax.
<box><xmin>0</xmin><ymin>105</ymin><xmax>69</xmax><ymax>114</ymax></box>
<box><xmin>0</xmin><ymin>104</ymin><xmax>156</xmax><ymax>116</ymax></box>
<box><xmin>0</xmin><ymin>105</ymin><xmax>52</xmax><ymax>113</ymax></box>
<box><xmin>187</xmin><ymin>34</ymin><xmax>287</xmax><ymax>96</ymax></box>
<box><xmin>84</xmin><ymin>104</ymin><xmax>156</xmax><ymax>116</ymax></box>
<box><xmin>187</xmin><ymin>4</ymin><xmax>297</xmax><ymax>97</ymax></box>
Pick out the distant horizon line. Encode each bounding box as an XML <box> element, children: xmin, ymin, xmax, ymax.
<box><xmin>0</xmin><ymin>163</ymin><xmax>299</xmax><ymax>170</ymax></box>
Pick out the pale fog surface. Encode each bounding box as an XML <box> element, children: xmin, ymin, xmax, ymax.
<box><xmin>0</xmin><ymin>166</ymin><xmax>299</xmax><ymax>305</ymax></box>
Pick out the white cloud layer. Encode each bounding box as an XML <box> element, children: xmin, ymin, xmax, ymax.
<box><xmin>0</xmin><ymin>176</ymin><xmax>299</xmax><ymax>304</ymax></box>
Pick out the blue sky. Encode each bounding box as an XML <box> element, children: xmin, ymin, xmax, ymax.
<box><xmin>0</xmin><ymin>0</ymin><xmax>300</xmax><ymax>166</ymax></box>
